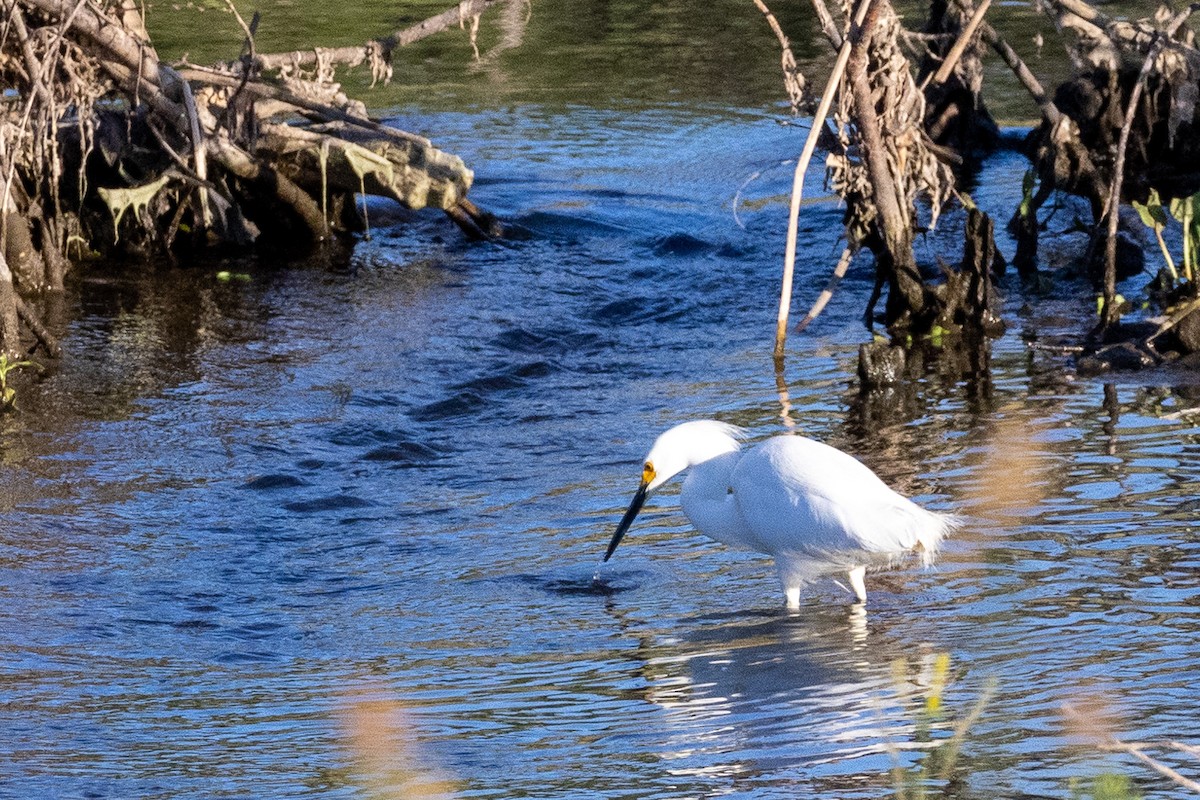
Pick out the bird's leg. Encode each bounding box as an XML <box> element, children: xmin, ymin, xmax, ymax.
<box><xmin>847</xmin><ymin>566</ymin><xmax>867</xmax><ymax>604</ymax></box>
<box><xmin>784</xmin><ymin>586</ymin><xmax>802</xmax><ymax>610</ymax></box>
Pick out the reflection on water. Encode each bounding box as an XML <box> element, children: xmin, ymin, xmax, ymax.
<box><xmin>628</xmin><ymin>610</ymin><xmax>948</xmax><ymax>790</ymax></box>
<box><xmin>3</xmin><ymin>102</ymin><xmax>1200</xmax><ymax>800</ymax></box>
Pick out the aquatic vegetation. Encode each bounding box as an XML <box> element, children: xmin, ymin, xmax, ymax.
<box><xmin>1132</xmin><ymin>188</ymin><xmax>1200</xmax><ymax>292</ymax></box>
<box><xmin>0</xmin><ymin>353</ymin><xmax>40</xmax><ymax>413</ymax></box>
<box><xmin>1069</xmin><ymin>773</ymin><xmax>1143</xmax><ymax>800</ymax></box>
<box><xmin>887</xmin><ymin>653</ymin><xmax>996</xmax><ymax>800</ymax></box>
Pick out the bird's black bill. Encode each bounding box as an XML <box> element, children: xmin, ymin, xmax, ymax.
<box><xmin>603</xmin><ymin>483</ymin><xmax>648</xmax><ymax>562</ymax></box>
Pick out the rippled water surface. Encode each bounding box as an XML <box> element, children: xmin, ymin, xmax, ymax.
<box><xmin>5</xmin><ymin>3</ymin><xmax>1200</xmax><ymax>797</ymax></box>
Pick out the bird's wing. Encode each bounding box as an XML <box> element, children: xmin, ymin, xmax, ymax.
<box><xmin>730</xmin><ymin>435</ymin><xmax>932</xmax><ymax>557</ymax></box>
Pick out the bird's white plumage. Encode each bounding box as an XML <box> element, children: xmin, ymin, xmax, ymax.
<box><xmin>606</xmin><ymin>420</ymin><xmax>957</xmax><ymax>607</ymax></box>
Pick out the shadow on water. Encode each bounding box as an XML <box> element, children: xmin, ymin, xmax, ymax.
<box><xmin>510</xmin><ymin>569</ymin><xmax>652</xmax><ymax>598</ymax></box>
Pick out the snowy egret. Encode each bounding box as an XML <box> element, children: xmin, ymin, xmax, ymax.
<box><xmin>602</xmin><ymin>420</ymin><xmax>957</xmax><ymax>608</ymax></box>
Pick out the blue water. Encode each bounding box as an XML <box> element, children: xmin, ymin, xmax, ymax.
<box><xmin>3</xmin><ymin>102</ymin><xmax>1200</xmax><ymax>799</ymax></box>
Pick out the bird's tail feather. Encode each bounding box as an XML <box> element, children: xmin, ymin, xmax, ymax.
<box><xmin>914</xmin><ymin>510</ymin><xmax>961</xmax><ymax>566</ymax></box>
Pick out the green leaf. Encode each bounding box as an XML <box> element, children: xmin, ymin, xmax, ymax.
<box><xmin>1170</xmin><ymin>195</ymin><xmax>1189</xmax><ymax>222</ymax></box>
<box><xmin>1018</xmin><ymin>170</ymin><xmax>1036</xmax><ymax>219</ymax></box>
<box><xmin>1132</xmin><ymin>189</ymin><xmax>1167</xmax><ymax>229</ymax></box>
<box><xmin>1095</xmin><ymin>295</ymin><xmax>1125</xmax><ymax>316</ymax></box>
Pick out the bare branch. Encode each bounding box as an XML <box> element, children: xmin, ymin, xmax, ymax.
<box><xmin>247</xmin><ymin>0</ymin><xmax>504</xmax><ymax>76</ymax></box>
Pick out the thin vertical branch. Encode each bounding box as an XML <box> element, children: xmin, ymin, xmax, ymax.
<box><xmin>1101</xmin><ymin>6</ymin><xmax>1196</xmax><ymax>328</ymax></box>
<box><xmin>774</xmin><ymin>0</ymin><xmax>872</xmax><ymax>358</ymax></box>
<box><xmin>1101</xmin><ymin>45</ymin><xmax>1157</xmax><ymax>327</ymax></box>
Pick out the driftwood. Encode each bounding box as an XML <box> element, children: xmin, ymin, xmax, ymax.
<box><xmin>1026</xmin><ymin>3</ymin><xmax>1200</xmax><ymax>236</ymax></box>
<box><xmin>0</xmin><ymin>0</ymin><xmax>503</xmax><ymax>363</ymax></box>
<box><xmin>824</xmin><ymin>0</ymin><xmax>964</xmax><ymax>334</ymax></box>
<box><xmin>772</xmin><ymin>0</ymin><xmax>867</xmax><ymax>357</ymax></box>
<box><xmin>767</xmin><ymin>0</ymin><xmax>1200</xmax><ymax>376</ymax></box>
<box><xmin>242</xmin><ymin>0</ymin><xmax>504</xmax><ymax>81</ymax></box>
<box><xmin>773</xmin><ymin>0</ymin><xmax>1005</xmax><ymax>354</ymax></box>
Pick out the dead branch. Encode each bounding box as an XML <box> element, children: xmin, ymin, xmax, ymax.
<box><xmin>917</xmin><ymin>0</ymin><xmax>1000</xmax><ymax>153</ymax></box>
<box><xmin>847</xmin><ymin>0</ymin><xmax>927</xmax><ymax>322</ymax></box>
<box><xmin>14</xmin><ymin>293</ymin><xmax>61</xmax><ymax>357</ymax></box>
<box><xmin>1146</xmin><ymin>295</ymin><xmax>1200</xmax><ymax>344</ymax></box>
<box><xmin>1101</xmin><ymin>32</ymin><xmax>1170</xmax><ymax>328</ymax></box>
<box><xmin>175</xmin><ymin>66</ymin><xmax>429</xmax><ymax>146</ymax></box>
<box><xmin>22</xmin><ymin>0</ymin><xmax>178</xmax><ymax>102</ymax></box>
<box><xmin>980</xmin><ymin>23</ymin><xmax>1062</xmax><ymax>126</ymax></box>
<box><xmin>775</xmin><ymin>0</ymin><xmax>871</xmax><ymax>357</ymax></box>
<box><xmin>444</xmin><ymin>201</ymin><xmax>488</xmax><ymax>241</ymax></box>
<box><xmin>207</xmin><ymin>135</ymin><xmax>328</xmax><ymax>240</ymax></box>
<box><xmin>256</xmin><ymin>121</ymin><xmax>471</xmax><ymax>212</ymax></box>
<box><xmin>751</xmin><ymin>0</ymin><xmax>807</xmax><ymax>113</ymax></box>
<box><xmin>796</xmin><ymin>246</ymin><xmax>854</xmax><ymax>332</ymax></box>
<box><xmin>1063</xmin><ymin>704</ymin><xmax>1200</xmax><ymax>795</ymax></box>
<box><xmin>928</xmin><ymin>0</ymin><xmax>991</xmax><ymax>86</ymax></box>
<box><xmin>1101</xmin><ymin>5</ymin><xmax>1198</xmax><ymax>328</ymax></box>
<box><xmin>247</xmin><ymin>0</ymin><xmax>504</xmax><ymax>77</ymax></box>
<box><xmin>809</xmin><ymin>0</ymin><xmax>844</xmax><ymax>49</ymax></box>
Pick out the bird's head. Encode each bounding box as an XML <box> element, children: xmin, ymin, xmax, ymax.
<box><xmin>602</xmin><ymin>420</ymin><xmax>743</xmax><ymax>562</ymax></box>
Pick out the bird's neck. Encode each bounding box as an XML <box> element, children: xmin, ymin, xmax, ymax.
<box><xmin>680</xmin><ymin>451</ymin><xmax>754</xmax><ymax>549</ymax></box>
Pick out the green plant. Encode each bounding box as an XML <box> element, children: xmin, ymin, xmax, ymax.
<box><xmin>1018</xmin><ymin>169</ymin><xmax>1037</xmax><ymax>220</ymax></box>
<box><xmin>886</xmin><ymin>654</ymin><xmax>996</xmax><ymax>800</ymax></box>
<box><xmin>0</xmin><ymin>353</ymin><xmax>40</xmax><ymax>412</ymax></box>
<box><xmin>1069</xmin><ymin>773</ymin><xmax>1143</xmax><ymax>800</ymax></box>
<box><xmin>1168</xmin><ymin>192</ymin><xmax>1200</xmax><ymax>284</ymax></box>
<box><xmin>1131</xmin><ymin>189</ymin><xmax>1177</xmax><ymax>282</ymax></box>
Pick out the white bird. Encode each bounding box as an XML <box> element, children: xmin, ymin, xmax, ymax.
<box><xmin>602</xmin><ymin>420</ymin><xmax>957</xmax><ymax>608</ymax></box>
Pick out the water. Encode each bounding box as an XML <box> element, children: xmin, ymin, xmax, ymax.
<box><xmin>6</xmin><ymin>2</ymin><xmax>1200</xmax><ymax>798</ymax></box>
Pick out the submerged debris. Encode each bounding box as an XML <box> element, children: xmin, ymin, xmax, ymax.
<box><xmin>0</xmin><ymin>0</ymin><xmax>502</xmax><ymax>362</ymax></box>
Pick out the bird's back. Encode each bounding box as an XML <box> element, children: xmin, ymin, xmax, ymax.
<box><xmin>729</xmin><ymin>434</ymin><xmax>953</xmax><ymax>565</ymax></box>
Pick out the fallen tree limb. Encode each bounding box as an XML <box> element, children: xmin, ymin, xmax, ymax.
<box><xmin>258</xmin><ymin>121</ymin><xmax>472</xmax><ymax>212</ymax></box>
<box><xmin>847</xmin><ymin>0</ymin><xmax>927</xmax><ymax>324</ymax></box>
<box><xmin>928</xmin><ymin>0</ymin><xmax>991</xmax><ymax>86</ymax></box>
<box><xmin>1101</xmin><ymin>32</ymin><xmax>1169</xmax><ymax>328</ymax></box>
<box><xmin>23</xmin><ymin>0</ymin><xmax>177</xmax><ymax>100</ymax></box>
<box><xmin>751</xmin><ymin>0</ymin><xmax>806</xmax><ymax>113</ymax></box>
<box><xmin>246</xmin><ymin>0</ymin><xmax>504</xmax><ymax>76</ymax></box>
<box><xmin>176</xmin><ymin>66</ymin><xmax>430</xmax><ymax>145</ymax></box>
<box><xmin>208</xmin><ymin>134</ymin><xmax>328</xmax><ymax>240</ymax></box>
